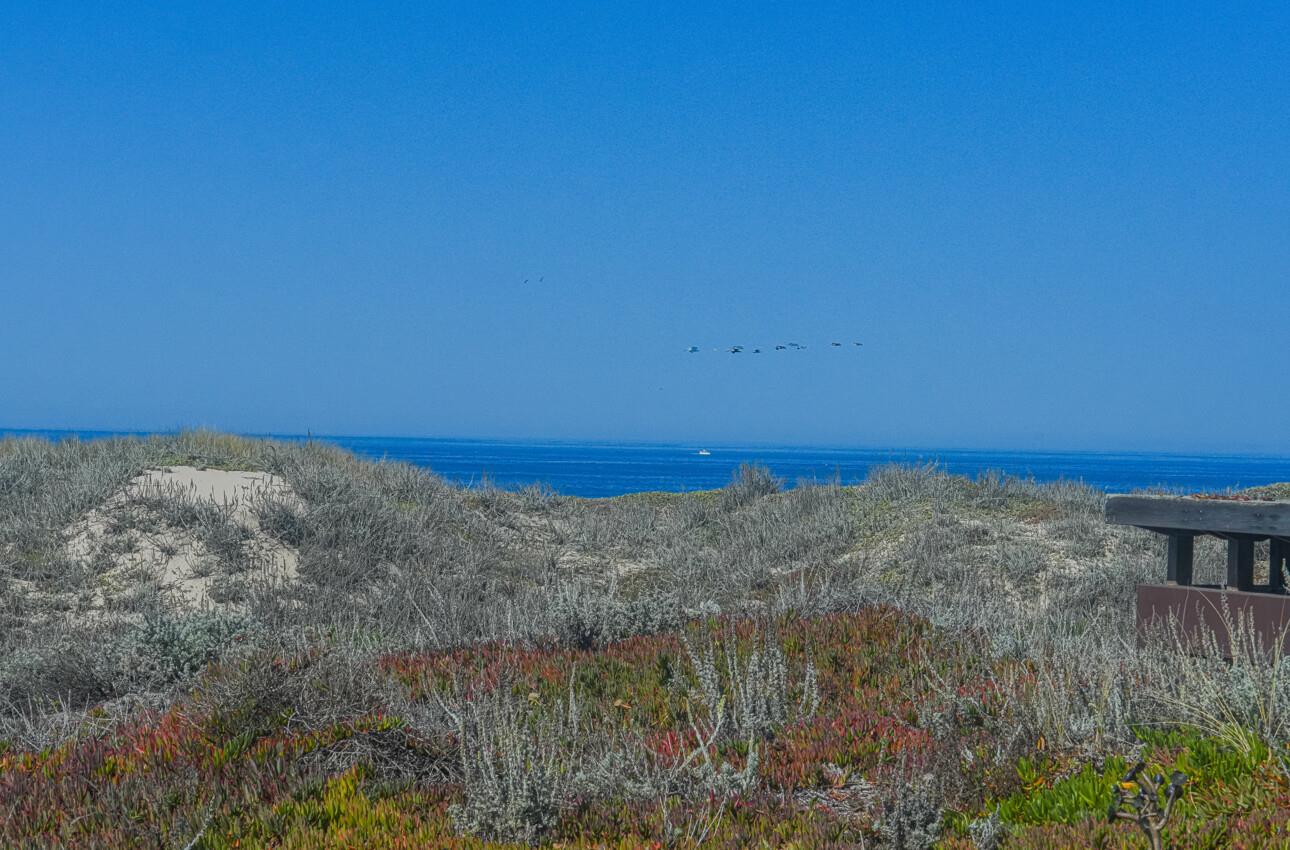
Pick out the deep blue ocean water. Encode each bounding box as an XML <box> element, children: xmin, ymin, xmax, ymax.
<box><xmin>4</xmin><ymin>429</ymin><xmax>1290</xmax><ymax>498</ymax></box>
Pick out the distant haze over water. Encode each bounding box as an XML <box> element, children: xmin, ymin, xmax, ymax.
<box><xmin>5</xmin><ymin>429</ymin><xmax>1290</xmax><ymax>498</ymax></box>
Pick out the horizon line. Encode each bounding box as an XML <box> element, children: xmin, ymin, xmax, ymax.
<box><xmin>4</xmin><ymin>425</ymin><xmax>1290</xmax><ymax>463</ymax></box>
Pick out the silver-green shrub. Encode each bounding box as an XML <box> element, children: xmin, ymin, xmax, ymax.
<box><xmin>682</xmin><ymin>624</ymin><xmax>817</xmax><ymax>741</ymax></box>
<box><xmin>448</xmin><ymin>686</ymin><xmax>579</xmax><ymax>846</ymax></box>
<box><xmin>969</xmin><ymin>808</ymin><xmax>1006</xmax><ymax>850</ymax></box>
<box><xmin>545</xmin><ymin>579</ymin><xmax>680</xmax><ymax>650</ymax></box>
<box><xmin>719</xmin><ymin>463</ymin><xmax>783</xmax><ymax>511</ymax></box>
<box><xmin>115</xmin><ymin>610</ymin><xmax>249</xmax><ymax>690</ymax></box>
<box><xmin>880</xmin><ymin>776</ymin><xmax>943</xmax><ymax>850</ymax></box>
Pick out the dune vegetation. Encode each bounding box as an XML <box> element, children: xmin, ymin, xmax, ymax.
<box><xmin>2</xmin><ymin>431</ymin><xmax>1289</xmax><ymax>849</ymax></box>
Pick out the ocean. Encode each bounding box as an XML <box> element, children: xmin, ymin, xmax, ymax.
<box><xmin>3</xmin><ymin>429</ymin><xmax>1289</xmax><ymax>498</ymax></box>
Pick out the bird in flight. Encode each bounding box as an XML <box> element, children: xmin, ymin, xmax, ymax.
<box><xmin>683</xmin><ymin>339</ymin><xmax>863</xmax><ymax>355</ymax></box>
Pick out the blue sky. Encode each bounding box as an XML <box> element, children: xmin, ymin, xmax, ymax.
<box><xmin>2</xmin><ymin>3</ymin><xmax>1288</xmax><ymax>452</ymax></box>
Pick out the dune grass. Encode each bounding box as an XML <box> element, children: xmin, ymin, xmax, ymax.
<box><xmin>1</xmin><ymin>432</ymin><xmax>1288</xmax><ymax>848</ymax></box>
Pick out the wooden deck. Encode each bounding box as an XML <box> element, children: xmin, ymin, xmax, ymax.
<box><xmin>1106</xmin><ymin>494</ymin><xmax>1290</xmax><ymax>592</ymax></box>
<box><xmin>1106</xmin><ymin>494</ymin><xmax>1290</xmax><ymax>652</ymax></box>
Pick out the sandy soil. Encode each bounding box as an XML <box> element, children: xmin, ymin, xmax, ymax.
<box><xmin>65</xmin><ymin>466</ymin><xmax>300</xmax><ymax>609</ymax></box>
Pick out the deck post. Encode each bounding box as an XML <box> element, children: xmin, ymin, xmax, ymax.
<box><xmin>1271</xmin><ymin>539</ymin><xmax>1287</xmax><ymax>592</ymax></box>
<box><xmin>1228</xmin><ymin>538</ymin><xmax>1256</xmax><ymax>592</ymax></box>
<box><xmin>1166</xmin><ymin>533</ymin><xmax>1195</xmax><ymax>585</ymax></box>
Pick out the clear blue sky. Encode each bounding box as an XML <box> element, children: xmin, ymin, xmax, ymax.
<box><xmin>2</xmin><ymin>3</ymin><xmax>1288</xmax><ymax>452</ymax></box>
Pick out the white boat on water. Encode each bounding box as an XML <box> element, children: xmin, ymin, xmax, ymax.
<box><xmin>696</xmin><ymin>449</ymin><xmax>711</xmax><ymax>456</ymax></box>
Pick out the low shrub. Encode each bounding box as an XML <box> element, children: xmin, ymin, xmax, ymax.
<box><xmin>448</xmin><ymin>685</ymin><xmax>580</xmax><ymax>845</ymax></box>
<box><xmin>116</xmin><ymin>610</ymin><xmax>250</xmax><ymax>691</ymax></box>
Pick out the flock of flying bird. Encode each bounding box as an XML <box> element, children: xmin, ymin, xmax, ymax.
<box><xmin>686</xmin><ymin>341</ymin><xmax>864</xmax><ymax>354</ymax></box>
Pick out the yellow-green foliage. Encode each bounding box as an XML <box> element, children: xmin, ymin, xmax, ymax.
<box><xmin>207</xmin><ymin>769</ymin><xmax>457</xmax><ymax>850</ymax></box>
<box><xmin>945</xmin><ymin>727</ymin><xmax>1290</xmax><ymax>847</ymax></box>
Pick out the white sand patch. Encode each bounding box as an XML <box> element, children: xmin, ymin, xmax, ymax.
<box><xmin>135</xmin><ymin>466</ymin><xmax>294</xmax><ymax>504</ymax></box>
<box><xmin>65</xmin><ymin>467</ymin><xmax>301</xmax><ymax>610</ymax></box>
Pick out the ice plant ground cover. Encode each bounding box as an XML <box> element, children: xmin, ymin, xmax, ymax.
<box><xmin>3</xmin><ymin>609</ymin><xmax>1289</xmax><ymax>848</ymax></box>
<box><xmin>3</xmin><ymin>432</ymin><xmax>1290</xmax><ymax>848</ymax></box>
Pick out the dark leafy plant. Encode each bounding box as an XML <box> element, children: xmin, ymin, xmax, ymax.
<box><xmin>1107</xmin><ymin>761</ymin><xmax>1186</xmax><ymax>850</ymax></box>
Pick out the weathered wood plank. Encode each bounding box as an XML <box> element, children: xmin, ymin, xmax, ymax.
<box><xmin>1106</xmin><ymin>495</ymin><xmax>1290</xmax><ymax>536</ymax></box>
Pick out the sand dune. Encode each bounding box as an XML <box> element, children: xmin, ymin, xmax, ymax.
<box><xmin>65</xmin><ymin>466</ymin><xmax>300</xmax><ymax>609</ymax></box>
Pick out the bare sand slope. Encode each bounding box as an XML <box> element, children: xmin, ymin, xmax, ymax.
<box><xmin>138</xmin><ymin>466</ymin><xmax>289</xmax><ymax>503</ymax></box>
<box><xmin>65</xmin><ymin>466</ymin><xmax>300</xmax><ymax>610</ymax></box>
